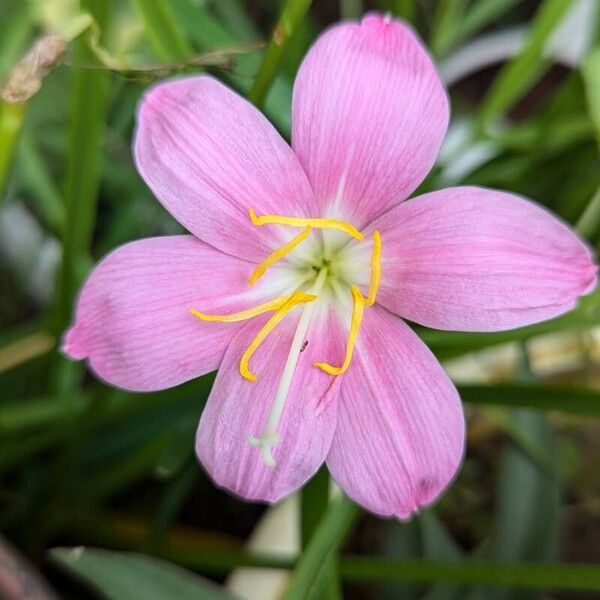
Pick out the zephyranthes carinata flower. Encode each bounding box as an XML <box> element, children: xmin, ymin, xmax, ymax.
<box><xmin>63</xmin><ymin>13</ymin><xmax>597</xmax><ymax>518</ymax></box>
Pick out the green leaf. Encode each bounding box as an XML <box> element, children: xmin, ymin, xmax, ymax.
<box><xmin>430</xmin><ymin>0</ymin><xmax>468</xmax><ymax>57</ymax></box>
<box><xmin>167</xmin><ymin>0</ymin><xmax>293</xmax><ymax>134</ymax></box>
<box><xmin>479</xmin><ymin>0</ymin><xmax>575</xmax><ymax>125</ymax></box>
<box><xmin>128</xmin><ymin>0</ymin><xmax>192</xmax><ymax>62</ymax></box>
<box><xmin>248</xmin><ymin>0</ymin><xmax>313</xmax><ymax>107</ymax></box>
<box><xmin>50</xmin><ymin>547</ymin><xmax>239</xmax><ymax>600</ymax></box>
<box><xmin>486</xmin><ymin>410</ymin><xmax>560</xmax><ymax>600</ymax></box>
<box><xmin>576</xmin><ymin>186</ymin><xmax>600</xmax><ymax>239</ymax></box>
<box><xmin>418</xmin><ymin>511</ymin><xmax>465</xmax><ymax>600</ymax></box>
<box><xmin>337</xmin><ymin>558</ymin><xmax>600</xmax><ymax>591</ymax></box>
<box><xmin>458</xmin><ymin>382</ymin><xmax>600</xmax><ymax>416</ymax></box>
<box><xmin>16</xmin><ymin>129</ymin><xmax>64</xmax><ymax>235</ymax></box>
<box><xmin>421</xmin><ymin>288</ymin><xmax>600</xmax><ymax>359</ymax></box>
<box><xmin>49</xmin><ymin>526</ymin><xmax>600</xmax><ymax>593</ymax></box>
<box><xmin>284</xmin><ymin>495</ymin><xmax>359</xmax><ymax>600</ymax></box>
<box><xmin>300</xmin><ymin>468</ymin><xmax>340</xmax><ymax>600</ymax></box>
<box><xmin>0</xmin><ymin>394</ymin><xmax>89</xmax><ymax>432</ymax></box>
<box><xmin>53</xmin><ymin>0</ymin><xmax>111</xmax><ymax>334</ymax></box>
<box><xmin>300</xmin><ymin>467</ymin><xmax>330</xmax><ymax>547</ymax></box>
<box><xmin>0</xmin><ymin>100</ymin><xmax>26</xmax><ymax>199</ymax></box>
<box><xmin>445</xmin><ymin>0</ymin><xmax>521</xmax><ymax>53</ymax></box>
<box><xmin>377</xmin><ymin>519</ymin><xmax>425</xmax><ymax>600</ymax></box>
<box><xmin>390</xmin><ymin>0</ymin><xmax>416</xmax><ymax>22</ymax></box>
<box><xmin>582</xmin><ymin>47</ymin><xmax>600</xmax><ymax>144</ymax></box>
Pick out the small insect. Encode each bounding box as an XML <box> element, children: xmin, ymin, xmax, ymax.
<box><xmin>300</xmin><ymin>340</ymin><xmax>309</xmax><ymax>353</ymax></box>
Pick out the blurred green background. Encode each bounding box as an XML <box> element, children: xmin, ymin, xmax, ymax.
<box><xmin>1</xmin><ymin>0</ymin><xmax>600</xmax><ymax>598</ymax></box>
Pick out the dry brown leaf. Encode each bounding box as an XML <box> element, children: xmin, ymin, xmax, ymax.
<box><xmin>1</xmin><ymin>34</ymin><xmax>68</xmax><ymax>104</ymax></box>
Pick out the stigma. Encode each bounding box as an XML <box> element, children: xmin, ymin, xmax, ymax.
<box><xmin>191</xmin><ymin>209</ymin><xmax>381</xmax><ymax>466</ymax></box>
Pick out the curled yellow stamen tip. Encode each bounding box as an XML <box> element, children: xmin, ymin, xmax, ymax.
<box><xmin>315</xmin><ymin>286</ymin><xmax>365</xmax><ymax>376</ymax></box>
<box><xmin>190</xmin><ymin>294</ymin><xmax>295</xmax><ymax>323</ymax></box>
<box><xmin>365</xmin><ymin>230</ymin><xmax>381</xmax><ymax>307</ymax></box>
<box><xmin>248</xmin><ymin>226</ymin><xmax>312</xmax><ymax>287</ymax></box>
<box><xmin>248</xmin><ymin>208</ymin><xmax>364</xmax><ymax>241</ymax></box>
<box><xmin>240</xmin><ymin>291</ymin><xmax>317</xmax><ymax>382</ymax></box>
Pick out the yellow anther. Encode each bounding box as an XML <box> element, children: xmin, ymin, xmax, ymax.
<box><xmin>365</xmin><ymin>231</ymin><xmax>381</xmax><ymax>307</ymax></box>
<box><xmin>240</xmin><ymin>291</ymin><xmax>317</xmax><ymax>382</ymax></box>
<box><xmin>191</xmin><ymin>294</ymin><xmax>296</xmax><ymax>323</ymax></box>
<box><xmin>248</xmin><ymin>226</ymin><xmax>312</xmax><ymax>286</ymax></box>
<box><xmin>315</xmin><ymin>286</ymin><xmax>365</xmax><ymax>376</ymax></box>
<box><xmin>249</xmin><ymin>208</ymin><xmax>364</xmax><ymax>241</ymax></box>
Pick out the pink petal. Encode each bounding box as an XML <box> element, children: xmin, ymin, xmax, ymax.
<box><xmin>196</xmin><ymin>307</ymin><xmax>344</xmax><ymax>503</ymax></box>
<box><xmin>292</xmin><ymin>13</ymin><xmax>449</xmax><ymax>226</ymax></box>
<box><xmin>135</xmin><ymin>76</ymin><xmax>316</xmax><ymax>262</ymax></box>
<box><xmin>326</xmin><ymin>306</ymin><xmax>465</xmax><ymax>518</ymax></box>
<box><xmin>63</xmin><ymin>236</ymin><xmax>287</xmax><ymax>392</ymax></box>
<box><xmin>370</xmin><ymin>186</ymin><xmax>598</xmax><ymax>331</ymax></box>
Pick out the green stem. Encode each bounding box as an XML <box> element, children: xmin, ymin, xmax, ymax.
<box><xmin>248</xmin><ymin>0</ymin><xmax>313</xmax><ymax>107</ymax></box>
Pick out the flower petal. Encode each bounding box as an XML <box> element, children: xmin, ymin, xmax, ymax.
<box><xmin>196</xmin><ymin>306</ymin><xmax>344</xmax><ymax>503</ymax></box>
<box><xmin>370</xmin><ymin>186</ymin><xmax>598</xmax><ymax>331</ymax></box>
<box><xmin>135</xmin><ymin>76</ymin><xmax>316</xmax><ymax>262</ymax></box>
<box><xmin>292</xmin><ymin>13</ymin><xmax>449</xmax><ymax>226</ymax></box>
<box><xmin>63</xmin><ymin>236</ymin><xmax>289</xmax><ymax>392</ymax></box>
<box><xmin>326</xmin><ymin>306</ymin><xmax>465</xmax><ymax>518</ymax></box>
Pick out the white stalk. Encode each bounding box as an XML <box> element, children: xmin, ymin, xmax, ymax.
<box><xmin>249</xmin><ymin>268</ymin><xmax>329</xmax><ymax>466</ymax></box>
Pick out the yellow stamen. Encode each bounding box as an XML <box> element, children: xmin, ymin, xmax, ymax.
<box><xmin>248</xmin><ymin>226</ymin><xmax>312</xmax><ymax>286</ymax></box>
<box><xmin>191</xmin><ymin>294</ymin><xmax>297</xmax><ymax>323</ymax></box>
<box><xmin>249</xmin><ymin>208</ymin><xmax>364</xmax><ymax>241</ymax></box>
<box><xmin>240</xmin><ymin>291</ymin><xmax>317</xmax><ymax>382</ymax></box>
<box><xmin>315</xmin><ymin>286</ymin><xmax>365</xmax><ymax>375</ymax></box>
<box><xmin>365</xmin><ymin>231</ymin><xmax>381</xmax><ymax>307</ymax></box>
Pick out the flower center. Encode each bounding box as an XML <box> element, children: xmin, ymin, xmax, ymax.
<box><xmin>191</xmin><ymin>209</ymin><xmax>381</xmax><ymax>465</ymax></box>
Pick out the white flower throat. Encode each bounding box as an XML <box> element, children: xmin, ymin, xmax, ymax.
<box><xmin>191</xmin><ymin>210</ymin><xmax>381</xmax><ymax>466</ymax></box>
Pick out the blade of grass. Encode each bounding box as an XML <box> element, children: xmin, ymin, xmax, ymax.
<box><xmin>300</xmin><ymin>467</ymin><xmax>330</xmax><ymax>547</ymax></box>
<box><xmin>582</xmin><ymin>47</ymin><xmax>600</xmax><ymax>145</ymax></box>
<box><xmin>445</xmin><ymin>0</ymin><xmax>521</xmax><ymax>53</ymax></box>
<box><xmin>0</xmin><ymin>0</ymin><xmax>34</xmax><ymax>78</ymax></box>
<box><xmin>16</xmin><ymin>129</ymin><xmax>64</xmax><ymax>235</ymax></box>
<box><xmin>248</xmin><ymin>0</ymin><xmax>313</xmax><ymax>107</ymax></box>
<box><xmin>0</xmin><ymin>330</ymin><xmax>54</xmax><ymax>375</ymax></box>
<box><xmin>479</xmin><ymin>0</ymin><xmax>575</xmax><ymax>126</ymax></box>
<box><xmin>53</xmin><ymin>0</ymin><xmax>111</xmax><ymax>334</ymax></box>
<box><xmin>0</xmin><ymin>393</ymin><xmax>88</xmax><ymax>432</ymax></box>
<box><xmin>300</xmin><ymin>468</ymin><xmax>340</xmax><ymax>599</ymax></box>
<box><xmin>128</xmin><ymin>0</ymin><xmax>192</xmax><ymax>62</ymax></box>
<box><xmin>430</xmin><ymin>0</ymin><xmax>468</xmax><ymax>57</ymax></box>
<box><xmin>576</xmin><ymin>186</ymin><xmax>600</xmax><ymax>239</ymax></box>
<box><xmin>49</xmin><ymin>536</ymin><xmax>600</xmax><ymax>592</ymax></box>
<box><xmin>51</xmin><ymin>547</ymin><xmax>239</xmax><ymax>600</ymax></box>
<box><xmin>418</xmin><ymin>511</ymin><xmax>465</xmax><ymax>600</ymax></box>
<box><xmin>421</xmin><ymin>288</ymin><xmax>600</xmax><ymax>359</ymax></box>
<box><xmin>391</xmin><ymin>0</ymin><xmax>416</xmax><ymax>22</ymax></box>
<box><xmin>283</xmin><ymin>495</ymin><xmax>359</xmax><ymax>600</ymax></box>
<box><xmin>338</xmin><ymin>558</ymin><xmax>600</xmax><ymax>591</ymax></box>
<box><xmin>487</xmin><ymin>409</ymin><xmax>559</xmax><ymax>600</ymax></box>
<box><xmin>168</xmin><ymin>1</ymin><xmax>292</xmax><ymax>133</ymax></box>
<box><xmin>0</xmin><ymin>100</ymin><xmax>26</xmax><ymax>198</ymax></box>
<box><xmin>458</xmin><ymin>382</ymin><xmax>600</xmax><ymax>416</ymax></box>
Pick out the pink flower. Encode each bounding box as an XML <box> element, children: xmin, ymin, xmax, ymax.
<box><xmin>63</xmin><ymin>14</ymin><xmax>597</xmax><ymax>518</ymax></box>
